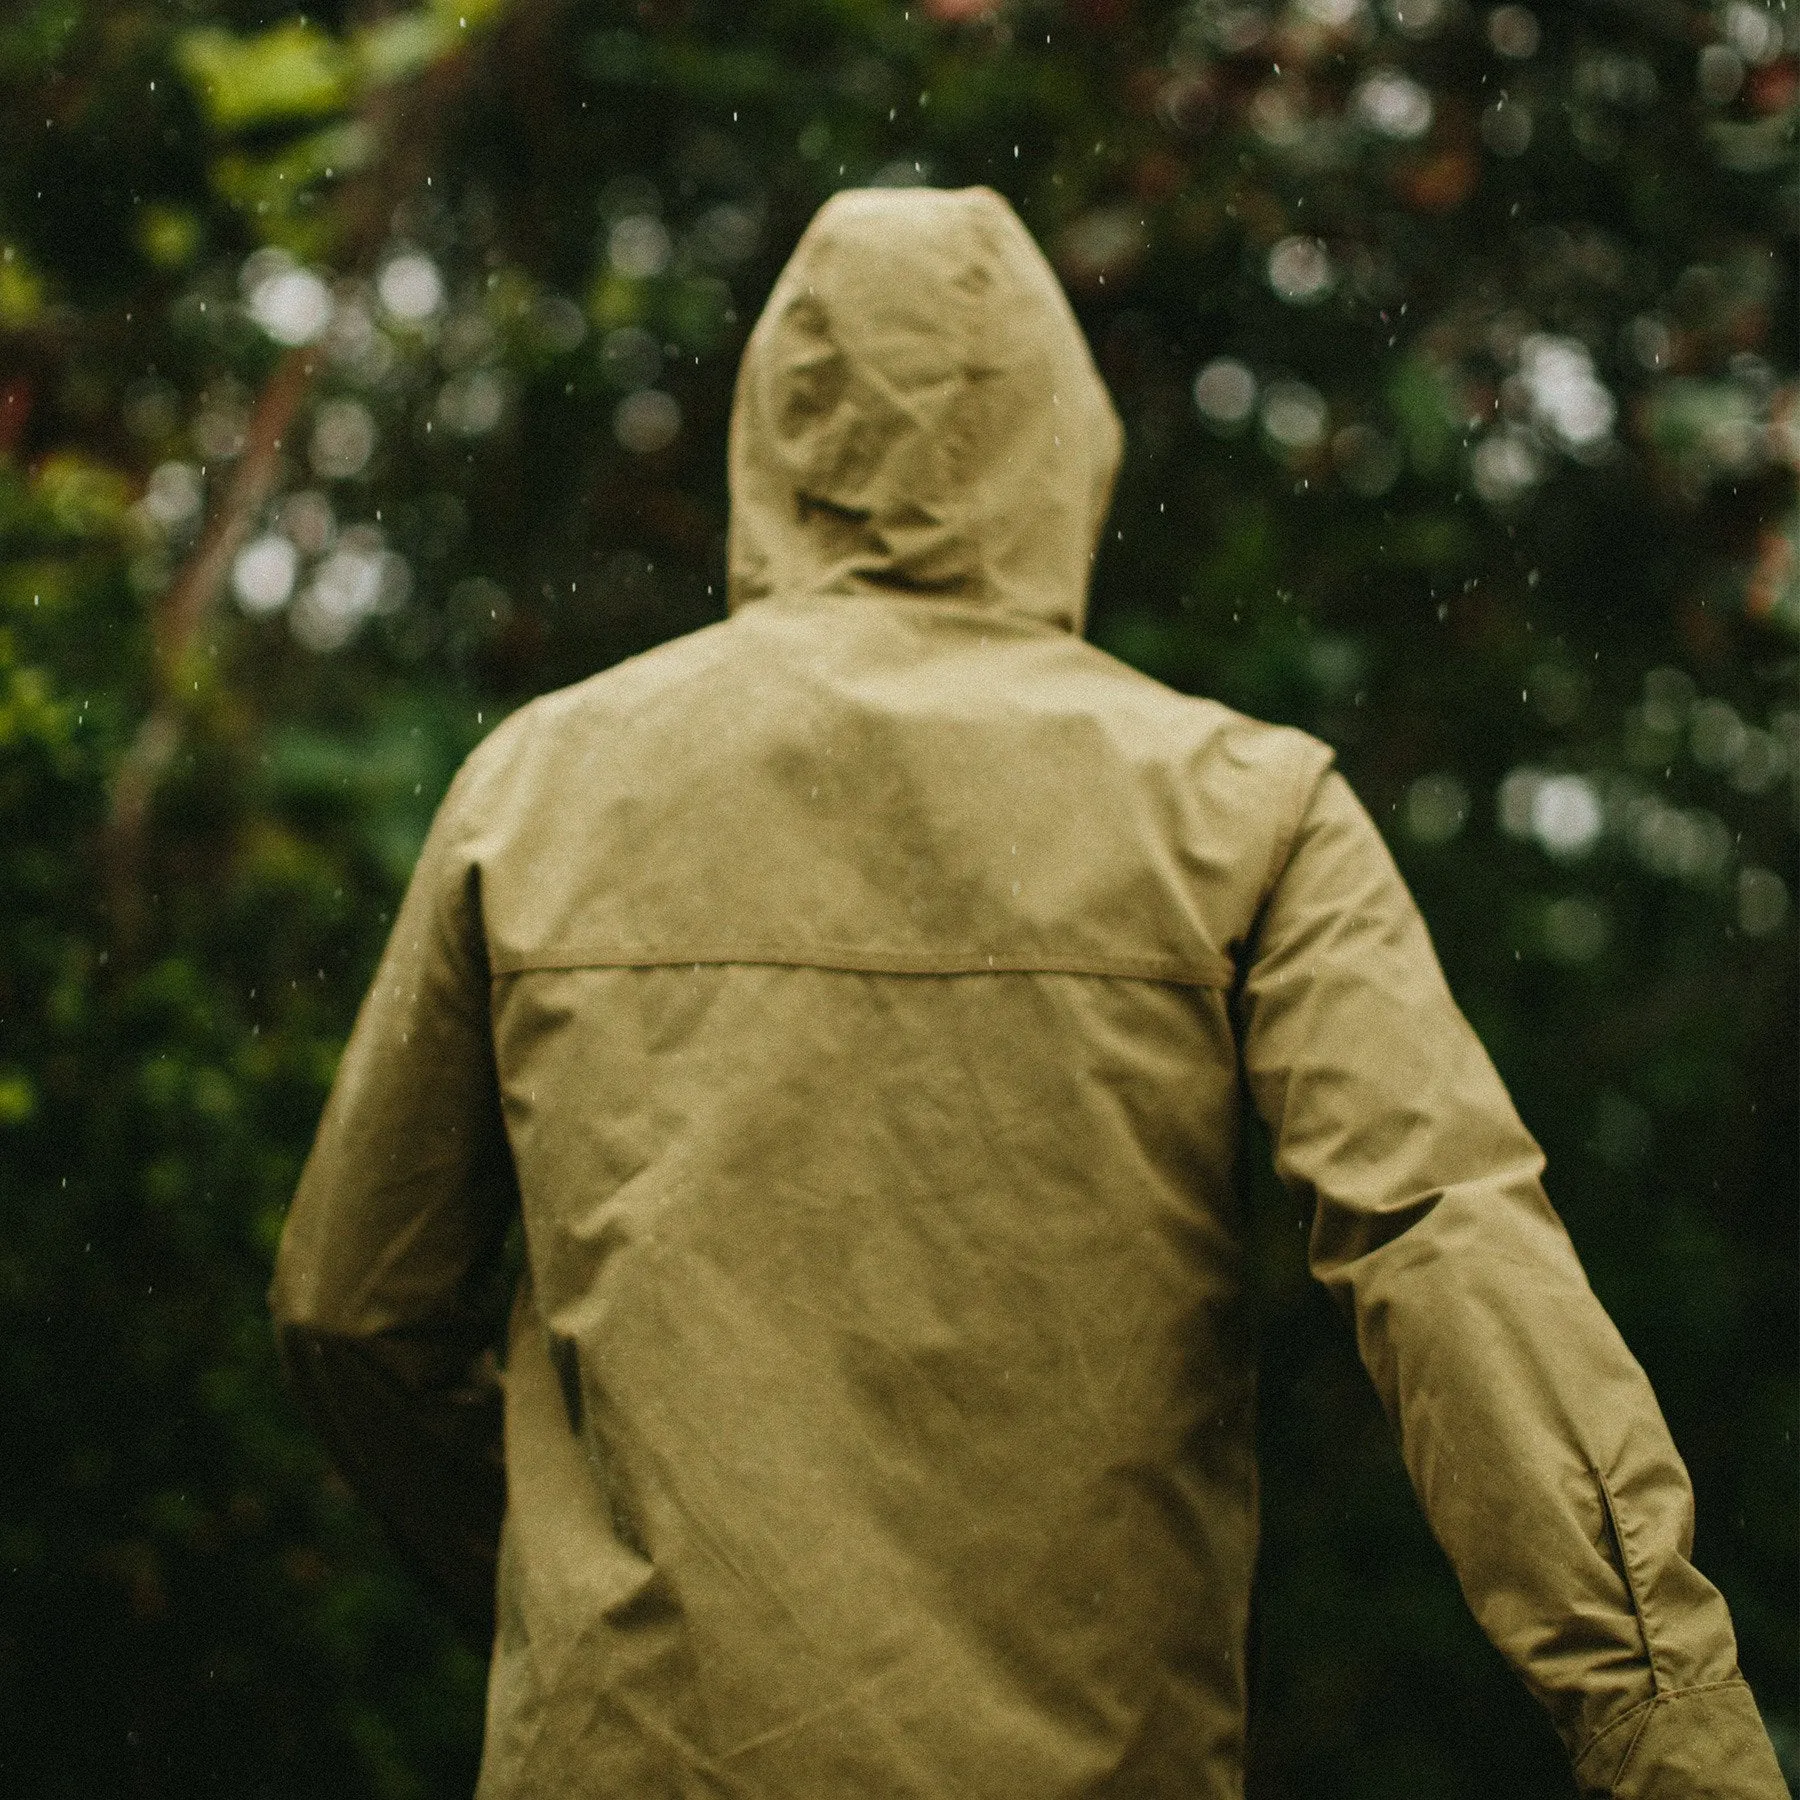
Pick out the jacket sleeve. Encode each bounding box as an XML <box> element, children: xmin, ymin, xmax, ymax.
<box><xmin>268</xmin><ymin>763</ymin><xmax>515</xmax><ymax>1643</ymax></box>
<box><xmin>1236</xmin><ymin>756</ymin><xmax>1787</xmax><ymax>1799</ymax></box>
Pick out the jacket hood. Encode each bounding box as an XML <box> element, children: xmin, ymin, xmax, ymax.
<box><xmin>726</xmin><ymin>185</ymin><xmax>1124</xmax><ymax>635</ymax></box>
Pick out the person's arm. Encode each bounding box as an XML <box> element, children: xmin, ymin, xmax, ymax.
<box><xmin>1236</xmin><ymin>755</ymin><xmax>1786</xmax><ymax>1799</ymax></box>
<box><xmin>269</xmin><ymin>762</ymin><xmax>515</xmax><ymax>1643</ymax></box>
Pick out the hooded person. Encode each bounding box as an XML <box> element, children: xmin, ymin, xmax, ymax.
<box><xmin>270</xmin><ymin>186</ymin><xmax>1786</xmax><ymax>1799</ymax></box>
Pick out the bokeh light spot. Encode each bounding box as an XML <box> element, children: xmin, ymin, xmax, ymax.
<box><xmin>1268</xmin><ymin>237</ymin><xmax>1337</xmax><ymax>304</ymax></box>
<box><xmin>140</xmin><ymin>461</ymin><xmax>204</xmax><ymax>531</ymax></box>
<box><xmin>614</xmin><ymin>389</ymin><xmax>681</xmax><ymax>455</ymax></box>
<box><xmin>1738</xmin><ymin>866</ymin><xmax>1791</xmax><ymax>937</ymax></box>
<box><xmin>377</xmin><ymin>252</ymin><xmax>445</xmax><ymax>323</ymax></box>
<box><xmin>1487</xmin><ymin>5</ymin><xmax>1541</xmax><ymax>58</ymax></box>
<box><xmin>1194</xmin><ymin>359</ymin><xmax>1257</xmax><ymax>431</ymax></box>
<box><xmin>1404</xmin><ymin>772</ymin><xmax>1470</xmax><ymax>844</ymax></box>
<box><xmin>1260</xmin><ymin>379</ymin><xmax>1329</xmax><ymax>453</ymax></box>
<box><xmin>232</xmin><ymin>534</ymin><xmax>298</xmax><ymax>616</ymax></box>
<box><xmin>1355</xmin><ymin>69</ymin><xmax>1434</xmax><ymax>139</ymax></box>
<box><xmin>609</xmin><ymin>215</ymin><xmax>673</xmax><ymax>281</ymax></box>
<box><xmin>1541</xmin><ymin>893</ymin><xmax>1611</xmax><ymax>963</ymax></box>
<box><xmin>309</xmin><ymin>399</ymin><xmax>377</xmax><ymax>480</ymax></box>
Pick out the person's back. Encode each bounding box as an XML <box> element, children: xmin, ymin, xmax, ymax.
<box><xmin>270</xmin><ymin>186</ymin><xmax>1787</xmax><ymax>1798</ymax></box>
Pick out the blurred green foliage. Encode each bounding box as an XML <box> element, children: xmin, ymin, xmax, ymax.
<box><xmin>0</xmin><ymin>0</ymin><xmax>1794</xmax><ymax>1793</ymax></box>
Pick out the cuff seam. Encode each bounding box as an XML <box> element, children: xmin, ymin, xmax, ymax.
<box><xmin>1572</xmin><ymin>1679</ymin><xmax>1753</xmax><ymax>1783</ymax></box>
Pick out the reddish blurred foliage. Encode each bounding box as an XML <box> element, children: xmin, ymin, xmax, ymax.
<box><xmin>1745</xmin><ymin>56</ymin><xmax>1798</xmax><ymax>113</ymax></box>
<box><xmin>1393</xmin><ymin>147</ymin><xmax>1479</xmax><ymax>214</ymax></box>
<box><xmin>923</xmin><ymin>0</ymin><xmax>1004</xmax><ymax>22</ymax></box>
<box><xmin>0</xmin><ymin>377</ymin><xmax>32</xmax><ymax>460</ymax></box>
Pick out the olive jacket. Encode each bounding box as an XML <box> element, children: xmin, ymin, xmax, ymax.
<box><xmin>270</xmin><ymin>186</ymin><xmax>1786</xmax><ymax>1799</ymax></box>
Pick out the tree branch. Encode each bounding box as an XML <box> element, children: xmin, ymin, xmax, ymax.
<box><xmin>100</xmin><ymin>15</ymin><xmax>517</xmax><ymax>952</ymax></box>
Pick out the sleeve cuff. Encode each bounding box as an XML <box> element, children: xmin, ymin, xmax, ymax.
<box><xmin>1574</xmin><ymin>1680</ymin><xmax>1791</xmax><ymax>1800</ymax></box>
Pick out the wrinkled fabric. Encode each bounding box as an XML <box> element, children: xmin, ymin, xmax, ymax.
<box><xmin>270</xmin><ymin>186</ymin><xmax>1786</xmax><ymax>1799</ymax></box>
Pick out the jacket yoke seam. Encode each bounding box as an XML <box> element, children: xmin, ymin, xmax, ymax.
<box><xmin>487</xmin><ymin>944</ymin><xmax>1234</xmax><ymax>988</ymax></box>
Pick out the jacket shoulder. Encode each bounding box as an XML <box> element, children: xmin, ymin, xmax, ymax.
<box><xmin>1059</xmin><ymin>634</ymin><xmax>1336</xmax><ymax>792</ymax></box>
<box><xmin>444</xmin><ymin>615</ymin><xmax>741</xmax><ymax>813</ymax></box>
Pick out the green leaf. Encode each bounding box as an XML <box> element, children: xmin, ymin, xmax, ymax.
<box><xmin>175</xmin><ymin>19</ymin><xmax>352</xmax><ymax>133</ymax></box>
<box><xmin>0</xmin><ymin>243</ymin><xmax>47</xmax><ymax>328</ymax></box>
<box><xmin>209</xmin><ymin>118</ymin><xmax>377</xmax><ymax>243</ymax></box>
<box><xmin>0</xmin><ymin>1069</ymin><xmax>37</xmax><ymax>1125</ymax></box>
<box><xmin>32</xmin><ymin>453</ymin><xmax>131</xmax><ymax>539</ymax></box>
<box><xmin>1386</xmin><ymin>353</ymin><xmax>1459</xmax><ymax>479</ymax></box>
<box><xmin>135</xmin><ymin>204</ymin><xmax>205</xmax><ymax>272</ymax></box>
<box><xmin>354</xmin><ymin>10</ymin><xmax>457</xmax><ymax>87</ymax></box>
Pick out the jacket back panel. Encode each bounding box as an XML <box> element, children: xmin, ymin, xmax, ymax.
<box><xmin>464</xmin><ymin>594</ymin><xmax>1322</xmax><ymax>1798</ymax></box>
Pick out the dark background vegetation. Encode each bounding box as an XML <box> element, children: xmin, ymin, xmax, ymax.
<box><xmin>0</xmin><ymin>0</ymin><xmax>1794</xmax><ymax>1793</ymax></box>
